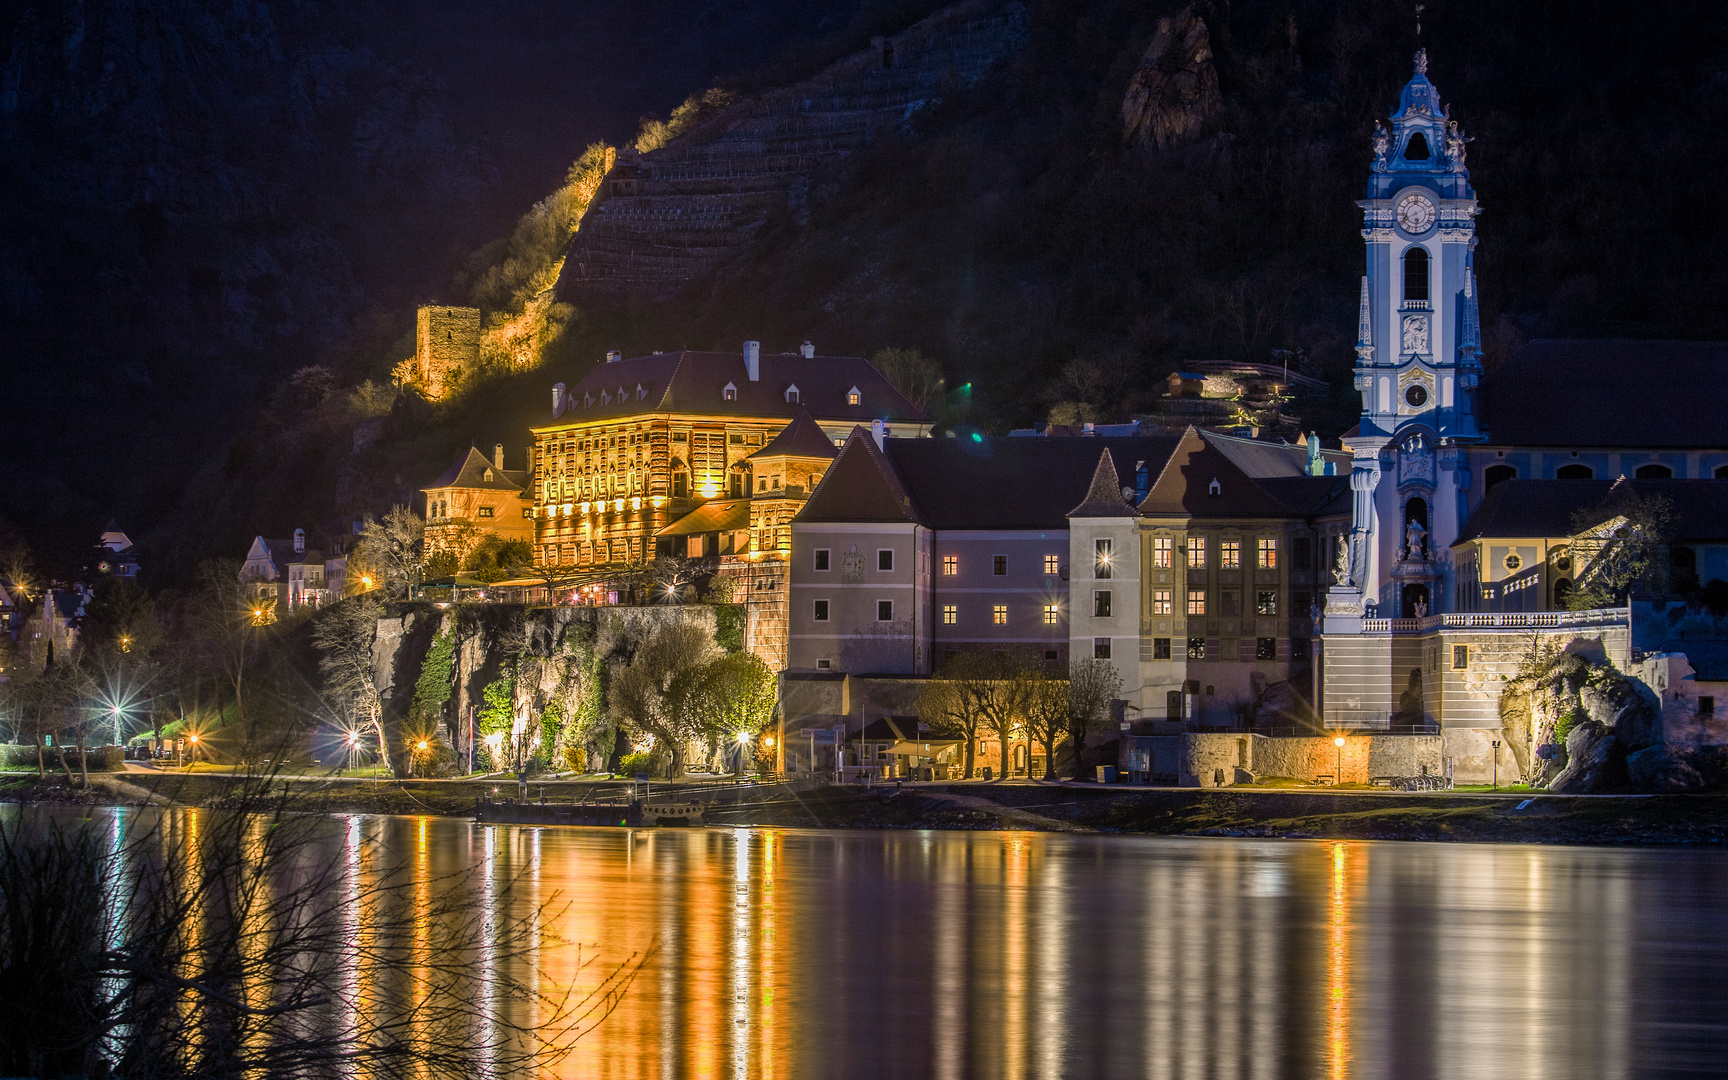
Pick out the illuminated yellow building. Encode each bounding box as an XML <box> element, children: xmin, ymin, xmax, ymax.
<box><xmin>421</xmin><ymin>445</ymin><xmax>535</xmax><ymax>557</ymax></box>
<box><xmin>530</xmin><ymin>342</ymin><xmax>929</xmax><ymax>583</ymax></box>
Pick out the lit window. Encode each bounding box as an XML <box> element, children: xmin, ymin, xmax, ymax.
<box><xmin>847</xmin><ymin>388</ymin><xmax>861</xmax><ymax>406</ymax></box>
<box><xmin>1094</xmin><ymin>538</ymin><xmax>1113</xmax><ymax>579</ymax></box>
<box><xmin>1258</xmin><ymin>537</ymin><xmax>1278</xmax><ymax>568</ymax></box>
<box><xmin>1153</xmin><ymin>537</ymin><xmax>1173</xmax><ymax>568</ymax></box>
<box><xmin>992</xmin><ymin>605</ymin><xmax>1008</xmax><ymax>625</ymax></box>
<box><xmin>1094</xmin><ymin>591</ymin><xmax>1112</xmax><ymax>618</ymax></box>
<box><xmin>1044</xmin><ymin>553</ymin><xmax>1060</xmax><ymax>575</ymax></box>
<box><xmin>877</xmin><ymin>600</ymin><xmax>894</xmax><ymax>622</ymax></box>
<box><xmin>993</xmin><ymin>555</ymin><xmax>1007</xmax><ymax>576</ymax></box>
<box><xmin>1187</xmin><ymin>589</ymin><xmax>1207</xmax><ymax>616</ymax></box>
<box><xmin>878</xmin><ymin>549</ymin><xmax>894</xmax><ymax>572</ymax></box>
<box><xmin>815</xmin><ymin>549</ymin><xmax>830</xmax><ymax>571</ymax></box>
<box><xmin>1042</xmin><ymin>605</ymin><xmax>1060</xmax><ymax>624</ymax></box>
<box><xmin>477</xmin><ymin>506</ymin><xmax>495</xmax><ymax>519</ymax></box>
<box><xmin>1256</xmin><ymin>591</ymin><xmax>1278</xmax><ymax>616</ymax></box>
<box><xmin>1187</xmin><ymin>637</ymin><xmax>1207</xmax><ymax>660</ymax></box>
<box><xmin>1187</xmin><ymin>537</ymin><xmax>1206</xmax><ymax>569</ymax></box>
<box><xmin>1152</xmin><ymin>589</ymin><xmax>1172</xmax><ymax>615</ymax></box>
<box><xmin>1220</xmin><ymin>540</ymin><xmax>1240</xmax><ymax>569</ymax></box>
<box><xmin>943</xmin><ymin>555</ymin><xmax>958</xmax><ymax>575</ymax></box>
<box><xmin>813</xmin><ymin>600</ymin><xmax>830</xmax><ymax>621</ymax></box>
<box><xmin>942</xmin><ymin>605</ymin><xmax>957</xmax><ymax>625</ymax></box>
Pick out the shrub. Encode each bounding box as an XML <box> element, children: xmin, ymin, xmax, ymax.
<box><xmin>619</xmin><ymin>751</ymin><xmax>653</xmax><ymax>776</ymax></box>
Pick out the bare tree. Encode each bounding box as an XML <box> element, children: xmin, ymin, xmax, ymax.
<box><xmin>868</xmin><ymin>347</ymin><xmax>946</xmax><ymax>415</ymax></box>
<box><xmin>1067</xmin><ymin>657</ymin><xmax>1124</xmax><ymax>780</ymax></box>
<box><xmin>354</xmin><ymin>506</ymin><xmax>425</xmax><ymax>600</ymax></box>
<box><xmin>918</xmin><ymin>651</ymin><xmax>1010</xmax><ymax>779</ymax></box>
<box><xmin>1022</xmin><ymin>668</ymin><xmax>1072</xmax><ymax>781</ymax></box>
<box><xmin>311</xmin><ymin>596</ymin><xmax>391</xmax><ymax>774</ymax></box>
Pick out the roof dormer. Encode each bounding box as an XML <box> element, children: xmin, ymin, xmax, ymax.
<box><xmin>785</xmin><ymin>384</ymin><xmax>800</xmax><ymax>404</ymax></box>
<box><xmin>846</xmin><ymin>386</ymin><xmax>861</xmax><ymax>406</ymax></box>
<box><xmin>723</xmin><ymin>382</ymin><xmax>738</xmax><ymax>401</ymax></box>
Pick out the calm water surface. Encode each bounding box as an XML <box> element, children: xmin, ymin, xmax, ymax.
<box><xmin>76</xmin><ymin>811</ymin><xmax>1728</xmax><ymax>1078</ymax></box>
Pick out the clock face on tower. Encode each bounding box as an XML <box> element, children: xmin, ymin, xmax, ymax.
<box><xmin>1396</xmin><ymin>192</ymin><xmax>1436</xmax><ymax>233</ymax></box>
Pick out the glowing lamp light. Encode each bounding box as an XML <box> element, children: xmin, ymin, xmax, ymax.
<box><xmin>417</xmin><ymin>741</ymin><xmax>428</xmax><ymax>750</ymax></box>
<box><xmin>189</xmin><ymin>734</ymin><xmax>199</xmax><ymax>744</ymax></box>
<box><xmin>763</xmin><ymin>736</ymin><xmax>775</xmax><ymax>748</ymax></box>
<box><xmin>1334</xmin><ymin>737</ymin><xmax>1345</xmax><ymax>748</ymax></box>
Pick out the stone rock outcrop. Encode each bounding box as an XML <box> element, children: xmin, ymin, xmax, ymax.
<box><xmin>1121</xmin><ymin>6</ymin><xmax>1221</xmax><ymax>149</ymax></box>
<box><xmin>559</xmin><ymin>0</ymin><xmax>1027</xmax><ymax>304</ymax></box>
<box><xmin>1548</xmin><ymin>720</ymin><xmax>1627</xmax><ymax>794</ymax></box>
<box><xmin>1626</xmin><ymin>744</ymin><xmax>1704</xmax><ymax>793</ymax></box>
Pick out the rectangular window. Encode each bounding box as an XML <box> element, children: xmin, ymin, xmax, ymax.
<box><xmin>813</xmin><ymin>600</ymin><xmax>830</xmax><ymax>621</ymax></box>
<box><xmin>729</xmin><ymin>432</ymin><xmax>744</xmax><ymax>444</ymax></box>
<box><xmin>815</xmin><ymin>549</ymin><xmax>831</xmax><ymax>571</ymax></box>
<box><xmin>477</xmin><ymin>506</ymin><xmax>495</xmax><ymax>519</ymax></box>
<box><xmin>1293</xmin><ymin>536</ymin><xmax>1312</xmax><ymax>570</ymax></box>
<box><xmin>942</xmin><ymin>605</ymin><xmax>957</xmax><ymax>625</ymax></box>
<box><xmin>1093</xmin><ymin>637</ymin><xmax>1112</xmax><ymax>660</ymax></box>
<box><xmin>1153</xmin><ymin>637</ymin><xmax>1172</xmax><ymax>660</ymax></box>
<box><xmin>878</xmin><ymin>549</ymin><xmax>894</xmax><ymax>572</ymax></box>
<box><xmin>1220</xmin><ymin>540</ymin><xmax>1240</xmax><ymax>569</ymax></box>
<box><xmin>1042</xmin><ymin>605</ymin><xmax>1060</xmax><ymax>625</ymax></box>
<box><xmin>1045</xmin><ymin>649</ymin><xmax>1060</xmax><ymax>662</ymax></box>
<box><xmin>1221</xmin><ymin>591</ymin><xmax>1239</xmax><ymax>616</ymax></box>
<box><xmin>1452</xmin><ymin>645</ymin><xmax>1470</xmax><ymax>670</ymax></box>
<box><xmin>1187</xmin><ymin>537</ymin><xmax>1206</xmax><ymax>569</ymax></box>
<box><xmin>942</xmin><ymin>555</ymin><xmax>958</xmax><ymax>575</ymax></box>
<box><xmin>1256</xmin><ymin>637</ymin><xmax>1277</xmax><ymax>661</ymax></box>
<box><xmin>1256</xmin><ymin>590</ymin><xmax>1279</xmax><ymax>616</ymax></box>
<box><xmin>1258</xmin><ymin>538</ymin><xmax>1278</xmax><ymax>569</ymax></box>
<box><xmin>993</xmin><ymin>555</ymin><xmax>1008</xmax><ymax>576</ymax></box>
<box><xmin>1152</xmin><ymin>589</ymin><xmax>1172</xmax><ymax>615</ymax></box>
<box><xmin>1094</xmin><ymin>591</ymin><xmax>1112</xmax><ymax>618</ymax></box>
<box><xmin>992</xmin><ymin>605</ymin><xmax>1008</xmax><ymax>625</ymax></box>
<box><xmin>1187</xmin><ymin>637</ymin><xmax>1207</xmax><ymax>660</ymax></box>
<box><xmin>1291</xmin><ymin>638</ymin><xmax>1311</xmax><ymax>662</ymax></box>
<box><xmin>1094</xmin><ymin>538</ymin><xmax>1113</xmax><ymax>579</ymax></box>
<box><xmin>877</xmin><ymin>600</ymin><xmax>894</xmax><ymax>622</ymax></box>
<box><xmin>1044</xmin><ymin>553</ymin><xmax>1060</xmax><ymax>575</ymax></box>
<box><xmin>1701</xmin><ymin>696</ymin><xmax>1716</xmax><ymax>720</ymax></box>
<box><xmin>816</xmin><ymin>658</ymin><xmax>832</xmax><ymax>670</ymax></box>
<box><xmin>1187</xmin><ymin>589</ymin><xmax>1207</xmax><ymax>616</ymax></box>
<box><xmin>1153</xmin><ymin>537</ymin><xmax>1173</xmax><ymax>568</ymax></box>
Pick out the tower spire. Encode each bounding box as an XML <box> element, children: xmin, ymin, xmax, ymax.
<box><xmin>1355</xmin><ymin>276</ymin><xmax>1375</xmax><ymax>363</ymax></box>
<box><xmin>1459</xmin><ymin>260</ymin><xmax>1481</xmax><ymax>360</ymax></box>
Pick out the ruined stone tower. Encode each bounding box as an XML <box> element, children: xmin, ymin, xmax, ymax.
<box><xmin>415</xmin><ymin>305</ymin><xmax>481</xmax><ymax>401</ymax></box>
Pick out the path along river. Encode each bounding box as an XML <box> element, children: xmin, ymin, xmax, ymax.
<box><xmin>42</xmin><ymin>809</ymin><xmax>1728</xmax><ymax>1078</ymax></box>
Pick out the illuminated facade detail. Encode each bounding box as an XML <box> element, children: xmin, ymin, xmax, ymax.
<box><xmin>421</xmin><ymin>445</ymin><xmax>535</xmax><ymax>559</ymax></box>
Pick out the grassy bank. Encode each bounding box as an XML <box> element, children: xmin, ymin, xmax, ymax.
<box><xmin>4</xmin><ymin>773</ymin><xmax>1726</xmax><ymax>845</ymax></box>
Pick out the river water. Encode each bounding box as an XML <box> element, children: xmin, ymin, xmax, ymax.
<box><xmin>47</xmin><ymin>810</ymin><xmax>1728</xmax><ymax>1078</ymax></box>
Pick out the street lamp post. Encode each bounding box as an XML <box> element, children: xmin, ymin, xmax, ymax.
<box><xmin>1334</xmin><ymin>736</ymin><xmax>1344</xmax><ymax>786</ymax></box>
<box><xmin>1491</xmin><ymin>739</ymin><xmax>1501</xmax><ymax>789</ymax></box>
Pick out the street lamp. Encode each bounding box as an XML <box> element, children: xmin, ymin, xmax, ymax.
<box><xmin>1334</xmin><ymin>736</ymin><xmax>1344</xmax><ymax>786</ymax></box>
<box><xmin>1491</xmin><ymin>739</ymin><xmax>1501</xmax><ymax>789</ymax></box>
<box><xmin>188</xmin><ymin>733</ymin><xmax>200</xmax><ymax>767</ymax></box>
<box><xmin>111</xmin><ymin>705</ymin><xmax>123</xmax><ymax>749</ymax></box>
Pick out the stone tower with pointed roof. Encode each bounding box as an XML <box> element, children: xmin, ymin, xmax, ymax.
<box><xmin>1344</xmin><ymin>49</ymin><xmax>1484</xmax><ymax>619</ymax></box>
<box><xmin>1067</xmin><ymin>448</ymin><xmax>1143</xmax><ymax>694</ymax></box>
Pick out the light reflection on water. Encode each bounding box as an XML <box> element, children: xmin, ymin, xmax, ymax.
<box><xmin>43</xmin><ymin>810</ymin><xmax>1728</xmax><ymax>1078</ymax></box>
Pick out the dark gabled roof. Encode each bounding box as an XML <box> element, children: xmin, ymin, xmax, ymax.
<box><xmin>1069</xmin><ymin>449</ymin><xmax>1134</xmax><ymax>517</ymax></box>
<box><xmin>745</xmin><ymin>407</ymin><xmax>840</xmax><ymax>463</ymax></box>
<box><xmin>541</xmin><ymin>350</ymin><xmax>928</xmax><ymax>427</ymax></box>
<box><xmin>1480</xmin><ymin>340</ymin><xmax>1728</xmax><ymax>448</ymax></box>
<box><xmin>1456</xmin><ymin>478</ymin><xmax>1728</xmax><ymax>544</ymax></box>
<box><xmin>1138</xmin><ymin>428</ymin><xmax>1351</xmax><ymax>519</ymax></box>
<box><xmin>425</xmin><ymin>447</ymin><xmax>529</xmax><ymax>493</ymax></box>
<box><xmin>882</xmin><ymin>436</ymin><xmax>1181</xmax><ymax>530</ymax></box>
<box><xmin>797</xmin><ymin>428</ymin><xmax>923</xmax><ymax>524</ymax></box>
<box><xmin>657</xmin><ymin>497</ymin><xmax>751</xmax><ymax>537</ymax></box>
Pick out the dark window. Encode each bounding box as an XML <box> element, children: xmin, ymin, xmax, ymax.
<box><xmin>1404</xmin><ymin>131</ymin><xmax>1431</xmax><ymax>160</ymax></box>
<box><xmin>1221</xmin><ymin>591</ymin><xmax>1239</xmax><ymax>615</ymax></box>
<box><xmin>1256</xmin><ymin>638</ymin><xmax>1277</xmax><ymax>661</ymax></box>
<box><xmin>1153</xmin><ymin>637</ymin><xmax>1172</xmax><ymax>660</ymax></box>
<box><xmin>877</xmin><ymin>600</ymin><xmax>894</xmax><ymax>622</ymax></box>
<box><xmin>1702</xmin><ymin>697</ymin><xmax>1716</xmax><ymax>720</ymax></box>
<box><xmin>1187</xmin><ymin>637</ymin><xmax>1207</xmax><ymax>660</ymax></box>
<box><xmin>1291</xmin><ymin>638</ymin><xmax>1311</xmax><ymax>662</ymax></box>
<box><xmin>1484</xmin><ymin>464</ymin><xmax>1516</xmax><ymax>491</ymax></box>
<box><xmin>1292</xmin><ymin>536</ymin><xmax>1312</xmax><ymax>570</ymax></box>
<box><xmin>1294</xmin><ymin>590</ymin><xmax>1313</xmax><ymax>617</ymax></box>
<box><xmin>878</xmin><ymin>549</ymin><xmax>894</xmax><ymax>572</ymax></box>
<box><xmin>1094</xmin><ymin>591</ymin><xmax>1113</xmax><ymax>618</ymax></box>
<box><xmin>673</xmin><ymin>472</ymin><xmax>688</xmax><ymax>498</ymax></box>
<box><xmin>816</xmin><ymin>659</ymin><xmax>831</xmax><ymax>670</ymax></box>
<box><xmin>1093</xmin><ymin>637</ymin><xmax>1112</xmax><ymax>660</ymax></box>
<box><xmin>1167</xmin><ymin>691</ymin><xmax>1182</xmax><ymax>720</ymax></box>
<box><xmin>993</xmin><ymin>555</ymin><xmax>1008</xmax><ymax>576</ymax></box>
<box><xmin>1256</xmin><ymin>591</ymin><xmax>1278</xmax><ymax>616</ymax></box>
<box><xmin>1635</xmin><ymin>463</ymin><xmax>1673</xmax><ymax>479</ymax></box>
<box><xmin>1556</xmin><ymin>463</ymin><xmax>1593</xmax><ymax>479</ymax></box>
<box><xmin>1044</xmin><ymin>649</ymin><xmax>1059</xmax><ymax>662</ymax></box>
<box><xmin>1553</xmin><ymin>578</ymin><xmax>1574</xmax><ymax>607</ymax></box>
<box><xmin>1405</xmin><ymin>497</ymin><xmax>1429</xmax><ymax>532</ymax></box>
<box><xmin>1452</xmin><ymin>645</ymin><xmax>1470</xmax><ymax>670</ymax></box>
<box><xmin>1716</xmin><ymin>465</ymin><xmax>1728</xmax><ymax>479</ymax></box>
<box><xmin>813</xmin><ymin>600</ymin><xmax>829</xmax><ymax>621</ymax></box>
<box><xmin>1404</xmin><ymin>248</ymin><xmax>1430</xmax><ymax>302</ymax></box>
<box><xmin>815</xmin><ymin>549</ymin><xmax>830</xmax><ymax>571</ymax></box>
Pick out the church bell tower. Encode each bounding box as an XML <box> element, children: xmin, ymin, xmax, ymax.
<box><xmin>1343</xmin><ymin>49</ymin><xmax>1483</xmax><ymax>617</ymax></box>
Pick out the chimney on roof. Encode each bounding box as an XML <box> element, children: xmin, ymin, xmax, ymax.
<box><xmin>552</xmin><ymin>382</ymin><xmax>566</xmax><ymax>418</ymax></box>
<box><xmin>800</xmin><ymin>341</ymin><xmax>815</xmax><ymax>358</ymax></box>
<box><xmin>871</xmin><ymin>419</ymin><xmax>885</xmax><ymax>450</ymax></box>
<box><xmin>495</xmin><ymin>444</ymin><xmax>505</xmax><ymax>470</ymax></box>
<box><xmin>743</xmin><ymin>341</ymin><xmax>760</xmax><ymax>382</ymax></box>
<box><xmin>1082</xmin><ymin>422</ymin><xmax>1096</xmax><ymax>436</ymax></box>
<box><xmin>606</xmin><ymin>350</ymin><xmax>621</xmax><ymax>364</ymax></box>
<box><xmin>293</xmin><ymin>528</ymin><xmax>306</xmax><ymax>554</ymax></box>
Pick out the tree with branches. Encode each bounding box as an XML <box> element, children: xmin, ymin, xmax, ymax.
<box><xmin>1066</xmin><ymin>657</ymin><xmax>1123</xmax><ymax>780</ymax></box>
<box><xmin>695</xmin><ymin>651</ymin><xmax>777</xmax><ymax>773</ymax></box>
<box><xmin>353</xmin><ymin>505</ymin><xmax>425</xmax><ymax>599</ymax></box>
<box><xmin>1567</xmin><ymin>488</ymin><xmax>1676</xmax><ymax>609</ymax></box>
<box><xmin>1022</xmin><ymin>666</ymin><xmax>1072</xmax><ymax>781</ymax></box>
<box><xmin>607</xmin><ymin>621</ymin><xmax>714</xmax><ymax>777</ymax></box>
<box><xmin>311</xmin><ymin>595</ymin><xmax>390</xmax><ymax>774</ymax></box>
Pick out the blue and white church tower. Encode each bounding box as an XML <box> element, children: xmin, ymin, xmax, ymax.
<box><xmin>1342</xmin><ymin>49</ymin><xmax>1483</xmax><ymax>618</ymax></box>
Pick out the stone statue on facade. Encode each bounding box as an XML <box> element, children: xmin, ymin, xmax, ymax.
<box><xmin>1404</xmin><ymin>519</ymin><xmax>1428</xmax><ymax>561</ymax></box>
<box><xmin>1371</xmin><ymin>121</ymin><xmax>1390</xmax><ymax>172</ymax></box>
<box><xmin>1444</xmin><ymin>120</ymin><xmax>1470</xmax><ymax>171</ymax></box>
<box><xmin>1333</xmin><ymin>534</ymin><xmax>1352</xmax><ymax>582</ymax></box>
<box><xmin>1402</xmin><ymin>314</ymin><xmax>1430</xmax><ymax>354</ymax></box>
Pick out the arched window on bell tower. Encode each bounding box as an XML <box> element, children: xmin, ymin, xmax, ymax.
<box><xmin>1403</xmin><ymin>131</ymin><xmax>1431</xmax><ymax>160</ymax></box>
<box><xmin>1403</xmin><ymin>248</ymin><xmax>1430</xmax><ymax>304</ymax></box>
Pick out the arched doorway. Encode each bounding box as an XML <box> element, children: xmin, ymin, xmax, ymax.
<box><xmin>1401</xmin><ymin>582</ymin><xmax>1430</xmax><ymax>618</ymax></box>
<box><xmin>1553</xmin><ymin>578</ymin><xmax>1574</xmax><ymax>608</ymax></box>
<box><xmin>1013</xmin><ymin>744</ymin><xmax>1028</xmax><ymax>775</ymax></box>
<box><xmin>1484</xmin><ymin>464</ymin><xmax>1516</xmax><ymax>491</ymax></box>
